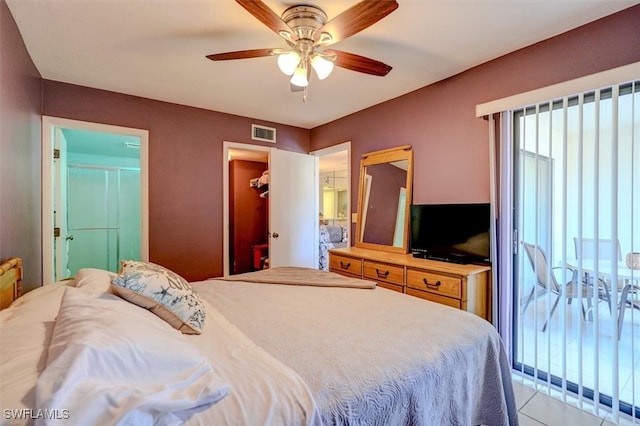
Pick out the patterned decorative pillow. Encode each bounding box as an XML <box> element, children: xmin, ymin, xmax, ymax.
<box><xmin>341</xmin><ymin>225</ymin><xmax>348</xmax><ymax>243</ymax></box>
<box><xmin>111</xmin><ymin>261</ymin><xmax>206</xmax><ymax>334</ymax></box>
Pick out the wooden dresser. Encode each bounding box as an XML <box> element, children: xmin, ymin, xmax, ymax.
<box><xmin>329</xmin><ymin>247</ymin><xmax>492</xmax><ymax>321</ymax></box>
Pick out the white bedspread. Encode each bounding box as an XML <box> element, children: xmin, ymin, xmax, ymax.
<box><xmin>0</xmin><ymin>276</ymin><xmax>320</xmax><ymax>426</ymax></box>
<box><xmin>197</xmin><ymin>277</ymin><xmax>518</xmax><ymax>426</ymax></box>
<box><xmin>1</xmin><ymin>268</ymin><xmax>516</xmax><ymax>425</ymax></box>
<box><xmin>0</xmin><ymin>281</ymin><xmax>72</xmax><ymax>419</ymax></box>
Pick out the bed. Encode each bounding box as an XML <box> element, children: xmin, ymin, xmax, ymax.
<box><xmin>0</xmin><ymin>258</ymin><xmax>518</xmax><ymax>425</ymax></box>
<box><xmin>0</xmin><ymin>257</ymin><xmax>22</xmax><ymax>310</ymax></box>
<box><xmin>319</xmin><ymin>225</ymin><xmax>348</xmax><ymax>271</ymax></box>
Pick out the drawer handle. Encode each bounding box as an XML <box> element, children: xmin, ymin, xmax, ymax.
<box><xmin>340</xmin><ymin>261</ymin><xmax>351</xmax><ymax>269</ymax></box>
<box><xmin>376</xmin><ymin>268</ymin><xmax>390</xmax><ymax>279</ymax></box>
<box><xmin>423</xmin><ymin>278</ymin><xmax>441</xmax><ymax>289</ymax></box>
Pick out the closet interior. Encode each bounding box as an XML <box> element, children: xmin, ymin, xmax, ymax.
<box><xmin>229</xmin><ymin>156</ymin><xmax>269</xmax><ymax>275</ymax></box>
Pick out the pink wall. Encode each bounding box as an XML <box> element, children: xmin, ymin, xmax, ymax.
<box><xmin>310</xmin><ymin>5</ymin><xmax>640</xmax><ymax>208</ymax></box>
<box><xmin>5</xmin><ymin>4</ymin><xmax>640</xmax><ymax>285</ymax></box>
<box><xmin>0</xmin><ymin>0</ymin><xmax>43</xmax><ymax>289</ymax></box>
<box><xmin>42</xmin><ymin>82</ymin><xmax>310</xmax><ymax>281</ymax></box>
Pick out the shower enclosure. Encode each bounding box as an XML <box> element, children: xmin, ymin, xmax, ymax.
<box><xmin>64</xmin><ymin>164</ymin><xmax>141</xmax><ymax>276</ymax></box>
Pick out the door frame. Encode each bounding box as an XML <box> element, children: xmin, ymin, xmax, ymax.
<box><xmin>310</xmin><ymin>141</ymin><xmax>352</xmax><ymax>244</ymax></box>
<box><xmin>42</xmin><ymin>116</ymin><xmax>149</xmax><ymax>284</ymax></box>
<box><xmin>222</xmin><ymin>141</ymin><xmax>271</xmax><ymax>277</ymax></box>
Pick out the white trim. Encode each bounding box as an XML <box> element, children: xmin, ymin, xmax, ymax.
<box><xmin>488</xmin><ymin>114</ymin><xmax>497</xmax><ymax>327</ymax></box>
<box><xmin>222</xmin><ymin>141</ymin><xmax>271</xmax><ymax>277</ymax></box>
<box><xmin>476</xmin><ymin>61</ymin><xmax>640</xmax><ymax>117</ymax></box>
<box><xmin>309</xmin><ymin>141</ymin><xmax>351</xmax><ymax>157</ymax></box>
<box><xmin>41</xmin><ymin>116</ymin><xmax>149</xmax><ymax>284</ymax></box>
<box><xmin>310</xmin><ymin>141</ymin><xmax>352</xmax><ymax>244</ymax></box>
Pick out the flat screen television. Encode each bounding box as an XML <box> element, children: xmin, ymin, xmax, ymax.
<box><xmin>410</xmin><ymin>203</ymin><xmax>491</xmax><ymax>264</ymax></box>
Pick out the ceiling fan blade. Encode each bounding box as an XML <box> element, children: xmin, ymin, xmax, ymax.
<box><xmin>328</xmin><ymin>50</ymin><xmax>392</xmax><ymax>76</ymax></box>
<box><xmin>206</xmin><ymin>48</ymin><xmax>275</xmax><ymax>61</ymax></box>
<box><xmin>314</xmin><ymin>0</ymin><xmax>398</xmax><ymax>46</ymax></box>
<box><xmin>236</xmin><ymin>0</ymin><xmax>296</xmax><ymax>42</ymax></box>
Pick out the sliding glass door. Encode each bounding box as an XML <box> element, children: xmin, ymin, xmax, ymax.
<box><xmin>512</xmin><ymin>81</ymin><xmax>640</xmax><ymax>419</ymax></box>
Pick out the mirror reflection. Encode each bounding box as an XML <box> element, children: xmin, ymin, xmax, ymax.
<box><xmin>360</xmin><ymin>161</ymin><xmax>408</xmax><ymax>247</ymax></box>
<box><xmin>356</xmin><ymin>145</ymin><xmax>413</xmax><ymax>254</ymax></box>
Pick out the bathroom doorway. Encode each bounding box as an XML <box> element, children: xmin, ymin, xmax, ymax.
<box><xmin>42</xmin><ymin>117</ymin><xmax>149</xmax><ymax>283</ymax></box>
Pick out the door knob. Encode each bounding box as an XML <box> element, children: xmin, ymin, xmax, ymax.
<box><xmin>271</xmin><ymin>232</ymin><xmax>279</xmax><ymax>239</ymax></box>
<box><xmin>66</xmin><ymin>235</ymin><xmax>74</xmax><ymax>241</ymax></box>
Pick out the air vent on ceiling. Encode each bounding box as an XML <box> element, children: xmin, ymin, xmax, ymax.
<box><xmin>252</xmin><ymin>124</ymin><xmax>276</xmax><ymax>143</ymax></box>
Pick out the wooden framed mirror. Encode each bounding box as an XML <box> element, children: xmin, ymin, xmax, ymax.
<box><xmin>355</xmin><ymin>145</ymin><xmax>413</xmax><ymax>254</ymax></box>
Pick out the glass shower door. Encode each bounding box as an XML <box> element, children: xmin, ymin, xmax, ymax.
<box><xmin>66</xmin><ymin>165</ymin><xmax>140</xmax><ymax>276</ymax></box>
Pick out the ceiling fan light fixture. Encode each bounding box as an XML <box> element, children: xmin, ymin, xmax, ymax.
<box><xmin>206</xmin><ymin>0</ymin><xmax>398</xmax><ymax>98</ymax></box>
<box><xmin>317</xmin><ymin>32</ymin><xmax>333</xmax><ymax>46</ymax></box>
<box><xmin>311</xmin><ymin>54</ymin><xmax>334</xmax><ymax>80</ymax></box>
<box><xmin>290</xmin><ymin>64</ymin><xmax>309</xmax><ymax>87</ymax></box>
<box><xmin>277</xmin><ymin>51</ymin><xmax>301</xmax><ymax>76</ymax></box>
<box><xmin>277</xmin><ymin>30</ymin><xmax>294</xmax><ymax>42</ymax></box>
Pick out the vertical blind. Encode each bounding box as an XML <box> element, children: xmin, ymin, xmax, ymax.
<box><xmin>511</xmin><ymin>81</ymin><xmax>639</xmax><ymax>422</ymax></box>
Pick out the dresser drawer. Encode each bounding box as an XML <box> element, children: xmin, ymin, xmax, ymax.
<box><xmin>378</xmin><ymin>281</ymin><xmax>403</xmax><ymax>293</ymax></box>
<box><xmin>329</xmin><ymin>254</ymin><xmax>363</xmax><ymax>276</ymax></box>
<box><xmin>406</xmin><ymin>288</ymin><xmax>461</xmax><ymax>309</ymax></box>
<box><xmin>406</xmin><ymin>269</ymin><xmax>462</xmax><ymax>299</ymax></box>
<box><xmin>363</xmin><ymin>260</ymin><xmax>404</xmax><ymax>286</ymax></box>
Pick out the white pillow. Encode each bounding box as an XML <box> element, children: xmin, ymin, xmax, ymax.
<box><xmin>74</xmin><ymin>268</ymin><xmax>116</xmax><ymax>294</ymax></box>
<box><xmin>36</xmin><ymin>287</ymin><xmax>228</xmax><ymax>425</ymax></box>
<box><xmin>111</xmin><ymin>260</ymin><xmax>206</xmax><ymax>334</ymax></box>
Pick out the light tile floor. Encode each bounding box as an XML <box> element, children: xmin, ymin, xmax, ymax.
<box><xmin>516</xmin><ymin>294</ymin><xmax>640</xmax><ymax>408</ymax></box>
<box><xmin>513</xmin><ymin>374</ymin><xmax>640</xmax><ymax>426</ymax></box>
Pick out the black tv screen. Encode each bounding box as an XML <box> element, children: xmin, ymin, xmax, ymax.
<box><xmin>410</xmin><ymin>203</ymin><xmax>491</xmax><ymax>264</ymax></box>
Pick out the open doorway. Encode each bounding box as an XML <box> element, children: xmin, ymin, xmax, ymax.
<box><xmin>227</xmin><ymin>146</ymin><xmax>269</xmax><ymax>275</ymax></box>
<box><xmin>223</xmin><ymin>142</ymin><xmax>271</xmax><ymax>276</ymax></box>
<box><xmin>223</xmin><ymin>141</ymin><xmax>319</xmax><ymax>277</ymax></box>
<box><xmin>312</xmin><ymin>142</ymin><xmax>351</xmax><ymax>270</ymax></box>
<box><xmin>42</xmin><ymin>116</ymin><xmax>149</xmax><ymax>283</ymax></box>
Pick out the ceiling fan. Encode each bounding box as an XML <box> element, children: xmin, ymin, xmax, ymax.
<box><xmin>206</xmin><ymin>0</ymin><xmax>398</xmax><ymax>98</ymax></box>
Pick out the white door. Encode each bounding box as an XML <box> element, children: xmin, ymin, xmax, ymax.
<box><xmin>268</xmin><ymin>149</ymin><xmax>319</xmax><ymax>268</ymax></box>
<box><xmin>54</xmin><ymin>128</ymin><xmax>71</xmax><ymax>280</ymax></box>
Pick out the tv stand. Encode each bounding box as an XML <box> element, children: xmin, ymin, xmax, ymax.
<box><xmin>329</xmin><ymin>247</ymin><xmax>492</xmax><ymax>322</ymax></box>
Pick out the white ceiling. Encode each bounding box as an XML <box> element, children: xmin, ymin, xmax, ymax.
<box><xmin>7</xmin><ymin>0</ymin><xmax>638</xmax><ymax>129</ymax></box>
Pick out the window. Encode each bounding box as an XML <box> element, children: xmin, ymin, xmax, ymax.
<box><xmin>512</xmin><ymin>82</ymin><xmax>640</xmax><ymax>419</ymax></box>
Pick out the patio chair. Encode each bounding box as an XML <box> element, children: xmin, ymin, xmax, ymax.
<box><xmin>618</xmin><ymin>283</ymin><xmax>640</xmax><ymax>340</ymax></box>
<box><xmin>522</xmin><ymin>243</ymin><xmax>594</xmax><ymax>332</ymax></box>
<box><xmin>573</xmin><ymin>237</ymin><xmax>618</xmax><ymax>314</ymax></box>
<box><xmin>573</xmin><ymin>237</ymin><xmax>622</xmax><ymax>262</ymax></box>
<box><xmin>572</xmin><ymin>238</ymin><xmax>639</xmax><ymax>340</ymax></box>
